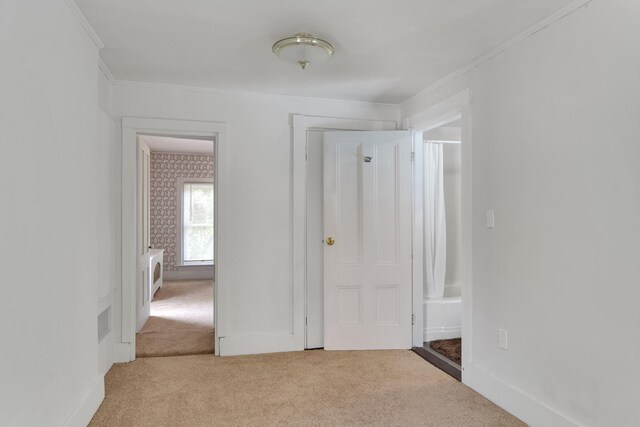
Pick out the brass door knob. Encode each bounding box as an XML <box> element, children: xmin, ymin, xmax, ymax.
<box><xmin>326</xmin><ymin>236</ymin><xmax>335</xmax><ymax>246</ymax></box>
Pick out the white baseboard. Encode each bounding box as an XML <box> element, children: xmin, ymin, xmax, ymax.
<box><xmin>164</xmin><ymin>268</ymin><xmax>214</xmax><ymax>281</ymax></box>
<box><xmin>464</xmin><ymin>364</ymin><xmax>582</xmax><ymax>427</ymax></box>
<box><xmin>64</xmin><ymin>376</ymin><xmax>105</xmax><ymax>427</ymax></box>
<box><xmin>98</xmin><ymin>332</ymin><xmax>114</xmax><ymax>375</ymax></box>
<box><xmin>424</xmin><ymin>326</ymin><xmax>462</xmax><ymax>342</ymax></box>
<box><xmin>113</xmin><ymin>342</ymin><xmax>134</xmax><ymax>363</ymax></box>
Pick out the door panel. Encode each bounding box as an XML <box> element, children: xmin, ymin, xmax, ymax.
<box><xmin>324</xmin><ymin>131</ymin><xmax>412</xmax><ymax>350</ymax></box>
<box><xmin>375</xmin><ymin>285</ymin><xmax>399</xmax><ymax>324</ymax></box>
<box><xmin>373</xmin><ymin>143</ymin><xmax>399</xmax><ymax>264</ymax></box>
<box><xmin>336</xmin><ymin>143</ymin><xmax>362</xmax><ymax>265</ymax></box>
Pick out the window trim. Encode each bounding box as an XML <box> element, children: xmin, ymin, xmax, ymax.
<box><xmin>176</xmin><ymin>177</ymin><xmax>214</xmax><ymax>267</ymax></box>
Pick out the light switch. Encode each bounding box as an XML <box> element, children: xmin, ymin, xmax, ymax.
<box><xmin>499</xmin><ymin>329</ymin><xmax>508</xmax><ymax>350</ymax></box>
<box><xmin>486</xmin><ymin>210</ymin><xmax>495</xmax><ymax>229</ymax></box>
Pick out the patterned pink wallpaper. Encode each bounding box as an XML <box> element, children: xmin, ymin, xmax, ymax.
<box><xmin>150</xmin><ymin>152</ymin><xmax>214</xmax><ymax>271</ymax></box>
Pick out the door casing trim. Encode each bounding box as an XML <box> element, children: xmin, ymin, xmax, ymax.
<box><xmin>120</xmin><ymin>117</ymin><xmax>225</xmax><ymax>359</ymax></box>
<box><xmin>405</xmin><ymin>89</ymin><xmax>472</xmax><ymax>375</ymax></box>
<box><xmin>292</xmin><ymin>115</ymin><xmax>398</xmax><ymax>349</ymax></box>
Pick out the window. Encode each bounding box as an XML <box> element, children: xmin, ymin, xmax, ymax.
<box><xmin>179</xmin><ymin>179</ymin><xmax>214</xmax><ymax>265</ymax></box>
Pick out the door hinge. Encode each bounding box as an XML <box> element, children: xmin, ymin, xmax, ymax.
<box><xmin>411</xmin><ymin>314</ymin><xmax>416</xmax><ymax>325</ymax></box>
<box><xmin>411</xmin><ymin>152</ymin><xmax>415</xmax><ymax>161</ymax></box>
<box><xmin>305</xmin><ymin>316</ymin><xmax>308</xmax><ymax>326</ymax></box>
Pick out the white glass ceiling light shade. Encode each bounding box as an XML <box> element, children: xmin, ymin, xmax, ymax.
<box><xmin>272</xmin><ymin>33</ymin><xmax>334</xmax><ymax>69</ymax></box>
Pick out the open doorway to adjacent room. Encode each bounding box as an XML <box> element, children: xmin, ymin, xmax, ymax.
<box><xmin>413</xmin><ymin>116</ymin><xmax>464</xmax><ymax>380</ymax></box>
<box><xmin>135</xmin><ymin>134</ymin><xmax>215</xmax><ymax>357</ymax></box>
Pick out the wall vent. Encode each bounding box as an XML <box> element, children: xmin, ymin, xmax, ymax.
<box><xmin>98</xmin><ymin>306</ymin><xmax>111</xmax><ymax>343</ymax></box>
<box><xmin>153</xmin><ymin>261</ymin><xmax>161</xmax><ymax>284</ymax></box>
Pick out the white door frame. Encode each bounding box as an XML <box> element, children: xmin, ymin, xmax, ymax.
<box><xmin>120</xmin><ymin>117</ymin><xmax>226</xmax><ymax>360</ymax></box>
<box><xmin>405</xmin><ymin>89</ymin><xmax>472</xmax><ymax>376</ymax></box>
<box><xmin>291</xmin><ymin>115</ymin><xmax>398</xmax><ymax>349</ymax></box>
<box><xmin>136</xmin><ymin>138</ymin><xmax>151</xmax><ymax>332</ymax></box>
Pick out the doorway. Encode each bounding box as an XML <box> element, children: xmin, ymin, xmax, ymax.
<box><xmin>295</xmin><ymin>115</ymin><xmax>400</xmax><ymax>350</ymax></box>
<box><xmin>414</xmin><ymin>117</ymin><xmax>464</xmax><ymax>379</ymax></box>
<box><xmin>299</xmin><ymin>116</ymin><xmax>418</xmax><ymax>350</ymax></box>
<box><xmin>120</xmin><ymin>117</ymin><xmax>225</xmax><ymax>360</ymax></box>
<box><xmin>135</xmin><ymin>135</ymin><xmax>215</xmax><ymax>357</ymax></box>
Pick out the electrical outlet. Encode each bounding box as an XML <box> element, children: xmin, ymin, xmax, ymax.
<box><xmin>499</xmin><ymin>329</ymin><xmax>508</xmax><ymax>350</ymax></box>
<box><xmin>486</xmin><ymin>210</ymin><xmax>495</xmax><ymax>229</ymax></box>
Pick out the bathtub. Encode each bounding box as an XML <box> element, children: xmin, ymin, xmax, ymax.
<box><xmin>424</xmin><ymin>292</ymin><xmax>461</xmax><ymax>342</ymax></box>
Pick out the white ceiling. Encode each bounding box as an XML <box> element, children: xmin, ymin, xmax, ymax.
<box><xmin>139</xmin><ymin>135</ymin><xmax>214</xmax><ymax>154</ymax></box>
<box><xmin>78</xmin><ymin>0</ymin><xmax>575</xmax><ymax>103</ymax></box>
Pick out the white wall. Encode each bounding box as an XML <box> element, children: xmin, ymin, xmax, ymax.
<box><xmin>97</xmin><ymin>69</ymin><xmax>119</xmax><ymax>375</ymax></box>
<box><xmin>0</xmin><ymin>1</ymin><xmax>107</xmax><ymax>425</ymax></box>
<box><xmin>404</xmin><ymin>1</ymin><xmax>640</xmax><ymax>425</ymax></box>
<box><xmin>111</xmin><ymin>82</ymin><xmax>400</xmax><ymax>349</ymax></box>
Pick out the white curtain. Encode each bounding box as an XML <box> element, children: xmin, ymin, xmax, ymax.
<box><xmin>424</xmin><ymin>142</ymin><xmax>447</xmax><ymax>299</ymax></box>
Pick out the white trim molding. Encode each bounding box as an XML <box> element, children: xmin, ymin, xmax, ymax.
<box><xmin>411</xmin><ymin>130</ymin><xmax>424</xmax><ymax>348</ymax></box>
<box><xmin>464</xmin><ymin>364</ymin><xmax>582</xmax><ymax>427</ymax></box>
<box><xmin>121</xmin><ymin>117</ymin><xmax>226</xmax><ymax>357</ymax></box>
<box><xmin>164</xmin><ymin>267</ymin><xmax>215</xmax><ymax>281</ymax></box>
<box><xmin>401</xmin><ymin>0</ymin><xmax>593</xmax><ymax>107</ymax></box>
<box><xmin>64</xmin><ymin>376</ymin><xmax>105</xmax><ymax>427</ymax></box>
<box><xmin>64</xmin><ymin>0</ymin><xmax>104</xmax><ymax>49</ymax></box>
<box><xmin>406</xmin><ymin>90</ymin><xmax>470</xmax><ymax>131</ymax></box>
<box><xmin>404</xmin><ymin>89</ymin><xmax>472</xmax><ymax>366</ymax></box>
<box><xmin>291</xmin><ymin>115</ymin><xmax>398</xmax><ymax>349</ymax></box>
<box><xmin>98</xmin><ymin>58</ymin><xmax>116</xmax><ymax>84</ymax></box>
<box><xmin>113</xmin><ymin>342</ymin><xmax>133</xmax><ymax>364</ymax></box>
<box><xmin>113</xmin><ymin>80</ymin><xmax>401</xmax><ymax>112</ymax></box>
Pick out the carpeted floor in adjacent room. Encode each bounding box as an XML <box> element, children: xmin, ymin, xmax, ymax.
<box><xmin>136</xmin><ymin>280</ymin><xmax>214</xmax><ymax>357</ymax></box>
<box><xmin>90</xmin><ymin>350</ymin><xmax>524</xmax><ymax>427</ymax></box>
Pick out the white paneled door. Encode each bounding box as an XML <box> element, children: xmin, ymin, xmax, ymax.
<box><xmin>136</xmin><ymin>140</ymin><xmax>151</xmax><ymax>332</ymax></box>
<box><xmin>324</xmin><ymin>131</ymin><xmax>413</xmax><ymax>350</ymax></box>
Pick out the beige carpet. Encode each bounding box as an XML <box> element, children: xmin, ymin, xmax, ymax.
<box><xmin>91</xmin><ymin>350</ymin><xmax>524</xmax><ymax>427</ymax></box>
<box><xmin>136</xmin><ymin>280</ymin><xmax>214</xmax><ymax>357</ymax></box>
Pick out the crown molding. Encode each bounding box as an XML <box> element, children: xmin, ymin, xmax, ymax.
<box><xmin>98</xmin><ymin>58</ymin><xmax>116</xmax><ymax>84</ymax></box>
<box><xmin>113</xmin><ymin>79</ymin><xmax>401</xmax><ymax>111</ymax></box>
<box><xmin>115</xmin><ymin>79</ymin><xmax>225</xmax><ymax>95</ymax></box>
<box><xmin>64</xmin><ymin>0</ymin><xmax>104</xmax><ymax>49</ymax></box>
<box><xmin>401</xmin><ymin>0</ymin><xmax>593</xmax><ymax>107</ymax></box>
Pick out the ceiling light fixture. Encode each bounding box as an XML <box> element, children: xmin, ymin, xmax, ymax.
<box><xmin>272</xmin><ymin>32</ymin><xmax>334</xmax><ymax>70</ymax></box>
